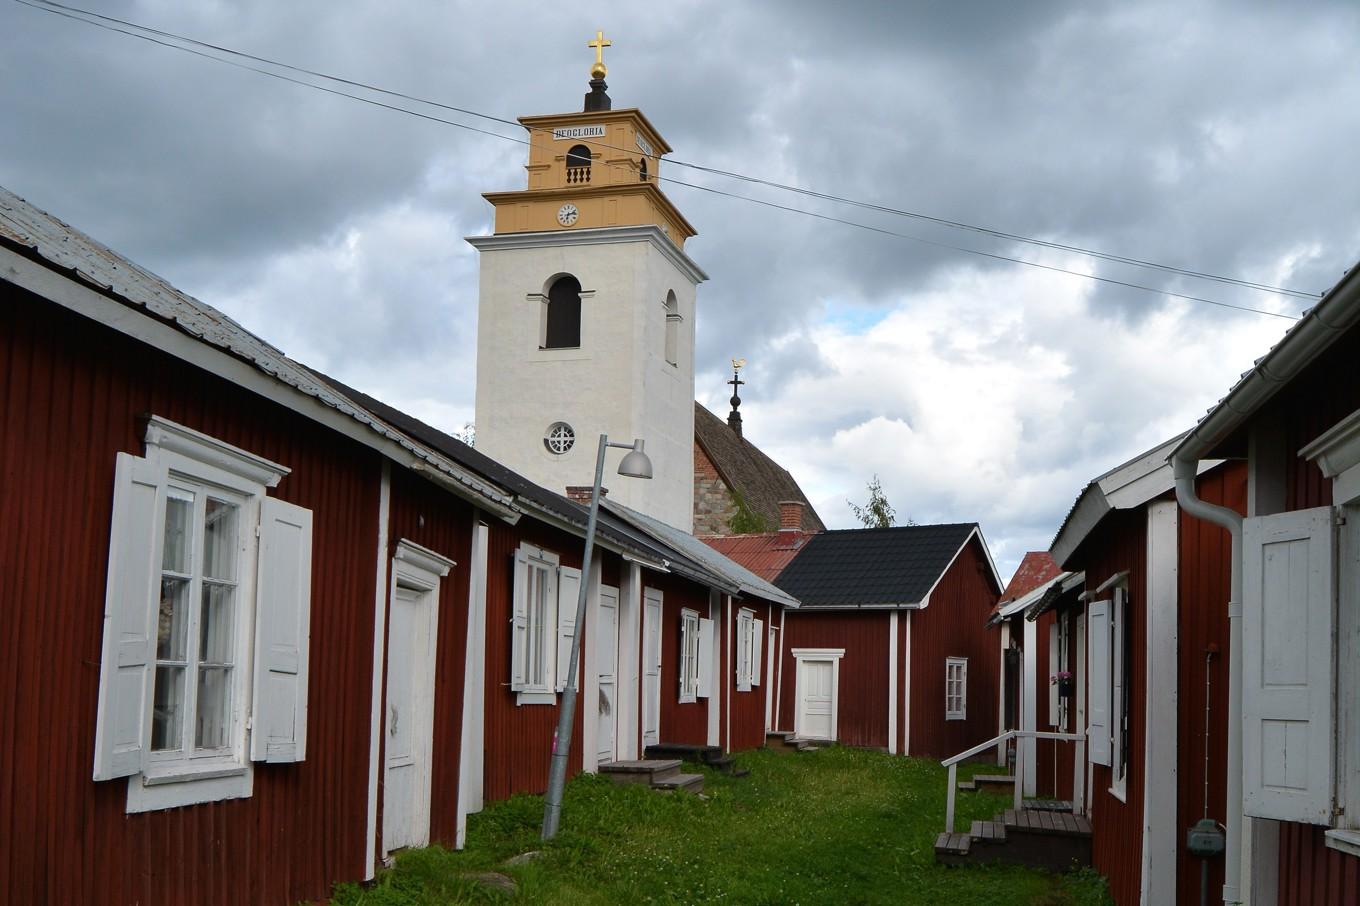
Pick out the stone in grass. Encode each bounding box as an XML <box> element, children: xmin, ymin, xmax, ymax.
<box><xmin>463</xmin><ymin>871</ymin><xmax>517</xmax><ymax>895</ymax></box>
<box><xmin>503</xmin><ymin>850</ymin><xmax>543</xmax><ymax>866</ymax></box>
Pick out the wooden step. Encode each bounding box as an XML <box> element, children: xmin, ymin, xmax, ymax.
<box><xmin>970</xmin><ymin>820</ymin><xmax>1006</xmax><ymax>844</ymax></box>
<box><xmin>652</xmin><ymin>772</ymin><xmax>704</xmax><ymax>794</ymax></box>
<box><xmin>1025</xmin><ymin>798</ymin><xmax>1075</xmax><ymax>812</ymax></box>
<box><xmin>599</xmin><ymin>759</ymin><xmax>681</xmax><ymax>785</ymax></box>
<box><xmin>645</xmin><ymin>743</ymin><xmax>724</xmax><ymax>763</ymax></box>
<box><xmin>933</xmin><ymin>831</ymin><xmax>972</xmax><ymax>866</ymax></box>
<box><xmin>764</xmin><ymin>731</ymin><xmax>800</xmax><ymax>753</ymax></box>
<box><xmin>971</xmin><ymin>774</ymin><xmax>1016</xmax><ymax>792</ymax></box>
<box><xmin>956</xmin><ymin>780</ymin><xmax>976</xmax><ymax>791</ymax></box>
<box><xmin>1002</xmin><ymin>807</ymin><xmax>1092</xmax><ymax>838</ymax></box>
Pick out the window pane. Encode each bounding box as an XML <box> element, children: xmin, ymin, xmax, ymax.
<box><xmin>200</xmin><ymin>583</ymin><xmax>235</xmax><ymax>664</ymax></box>
<box><xmin>157</xmin><ymin>577</ymin><xmax>191</xmax><ymax>660</ymax></box>
<box><xmin>161</xmin><ymin>488</ymin><xmax>194</xmax><ymax>572</ymax></box>
<box><xmin>195</xmin><ymin>666</ymin><xmax>232</xmax><ymax>750</ymax></box>
<box><xmin>151</xmin><ymin>665</ymin><xmax>186</xmax><ymax>751</ymax></box>
<box><xmin>202</xmin><ymin>498</ymin><xmax>238</xmax><ymax>580</ymax></box>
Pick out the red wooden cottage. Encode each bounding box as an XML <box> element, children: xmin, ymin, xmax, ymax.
<box><xmin>710</xmin><ymin>523</ymin><xmax>1004</xmax><ymax>758</ymax></box>
<box><xmin>0</xmin><ymin>186</ymin><xmax>799</xmax><ymax>905</ymax></box>
<box><xmin>1167</xmin><ymin>261</ymin><xmax>1360</xmax><ymax>906</ymax></box>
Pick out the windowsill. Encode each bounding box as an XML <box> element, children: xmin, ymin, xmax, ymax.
<box><xmin>126</xmin><ymin>761</ymin><xmax>253</xmax><ymax>814</ymax></box>
<box><xmin>1325</xmin><ymin>829</ymin><xmax>1360</xmax><ymax>859</ymax></box>
<box><xmin>946</xmin><ymin>714</ymin><xmax>965</xmax><ymax>722</ymax></box>
<box><xmin>516</xmin><ymin>691</ymin><xmax>557</xmax><ymax>706</ymax></box>
<box><xmin>1109</xmin><ymin>781</ymin><xmax>1128</xmax><ymax>804</ymax></box>
<box><xmin>678</xmin><ymin>694</ymin><xmax>697</xmax><ymax>705</ymax></box>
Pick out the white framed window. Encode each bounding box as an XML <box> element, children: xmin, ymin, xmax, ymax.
<box><xmin>92</xmin><ymin>416</ymin><xmax>313</xmax><ymax>813</ymax></box>
<box><xmin>1110</xmin><ymin>585</ymin><xmax>1130</xmax><ymax>800</ymax></box>
<box><xmin>509</xmin><ymin>542</ymin><xmax>581</xmax><ymax>704</ymax></box>
<box><xmin>679</xmin><ymin>609</ymin><xmax>700</xmax><ymax>703</ymax></box>
<box><xmin>945</xmin><ymin>657</ymin><xmax>968</xmax><ymax>720</ymax></box>
<box><xmin>735</xmin><ymin>608</ymin><xmax>764</xmax><ymax>692</ymax></box>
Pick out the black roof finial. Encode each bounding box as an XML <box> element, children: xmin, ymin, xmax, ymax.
<box><xmin>727</xmin><ymin>358</ymin><xmax>746</xmax><ymax>438</ymax></box>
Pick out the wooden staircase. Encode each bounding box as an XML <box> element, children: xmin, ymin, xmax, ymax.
<box><xmin>934</xmin><ymin>801</ymin><xmax>1091</xmax><ymax>872</ymax></box>
<box><xmin>955</xmin><ymin>773</ymin><xmax>1016</xmax><ymax>793</ymax></box>
<box><xmin>765</xmin><ymin>731</ymin><xmax>833</xmax><ymax>753</ymax></box>
<box><xmin>644</xmin><ymin>743</ymin><xmax>749</xmax><ymax>777</ymax></box>
<box><xmin>599</xmin><ymin>759</ymin><xmax>704</xmax><ymax>794</ymax></box>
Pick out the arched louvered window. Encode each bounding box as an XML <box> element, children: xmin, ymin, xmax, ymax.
<box><xmin>544</xmin><ymin>275</ymin><xmax>582</xmax><ymax>349</ymax></box>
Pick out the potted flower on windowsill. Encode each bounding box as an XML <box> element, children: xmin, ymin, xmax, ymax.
<box><xmin>1050</xmin><ymin>671</ymin><xmax>1074</xmax><ymax>699</ymax></box>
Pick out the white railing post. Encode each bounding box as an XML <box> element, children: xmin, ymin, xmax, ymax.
<box><xmin>1013</xmin><ymin>739</ymin><xmax>1023</xmax><ymax>811</ymax></box>
<box><xmin>945</xmin><ymin>763</ymin><xmax>957</xmax><ymax>833</ymax></box>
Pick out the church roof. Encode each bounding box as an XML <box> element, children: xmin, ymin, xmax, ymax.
<box><xmin>773</xmin><ymin>523</ymin><xmax>999</xmax><ymax>609</ymax></box>
<box><xmin>693</xmin><ymin>403</ymin><xmax>825</xmax><ymax>534</ymax></box>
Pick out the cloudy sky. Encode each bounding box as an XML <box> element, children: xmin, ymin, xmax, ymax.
<box><xmin>4</xmin><ymin>0</ymin><xmax>1358</xmax><ymax>577</ymax></box>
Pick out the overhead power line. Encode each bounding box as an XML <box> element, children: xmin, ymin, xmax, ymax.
<box><xmin>18</xmin><ymin>0</ymin><xmax>1305</xmax><ymax>321</ymax></box>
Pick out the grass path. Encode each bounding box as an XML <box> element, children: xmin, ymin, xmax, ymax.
<box><xmin>332</xmin><ymin>747</ymin><xmax>1110</xmax><ymax>905</ymax></box>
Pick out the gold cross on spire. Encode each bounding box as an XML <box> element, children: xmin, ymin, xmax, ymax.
<box><xmin>588</xmin><ymin>30</ymin><xmax>611</xmax><ymax>79</ymax></box>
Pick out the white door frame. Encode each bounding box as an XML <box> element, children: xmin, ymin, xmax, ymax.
<box><xmin>707</xmin><ymin>590</ymin><xmax>722</xmax><ymax>747</ymax></box>
<box><xmin>641</xmin><ymin>587</ymin><xmax>663</xmax><ymax>749</ymax></box>
<box><xmin>792</xmin><ymin>647</ymin><xmax>844</xmax><ymax>740</ymax></box>
<box><xmin>383</xmin><ymin>540</ymin><xmax>454</xmax><ymax>856</ymax></box>
<box><xmin>617</xmin><ymin>564</ymin><xmax>642</xmax><ymax>761</ymax></box>
<box><xmin>595</xmin><ymin>584</ymin><xmax>621</xmax><ymax>766</ymax></box>
<box><xmin>764</xmin><ymin>618</ymin><xmax>777</xmax><ymax>733</ymax></box>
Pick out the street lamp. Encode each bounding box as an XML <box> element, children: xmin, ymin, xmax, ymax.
<box><xmin>541</xmin><ymin>434</ymin><xmax>653</xmax><ymax>840</ymax></box>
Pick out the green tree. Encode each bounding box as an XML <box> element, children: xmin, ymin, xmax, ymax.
<box><xmin>728</xmin><ymin>491</ymin><xmax>772</xmax><ymax>534</ymax></box>
<box><xmin>848</xmin><ymin>475</ymin><xmax>896</xmax><ymax>528</ymax></box>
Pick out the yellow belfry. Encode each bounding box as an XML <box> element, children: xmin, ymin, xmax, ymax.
<box><xmin>478</xmin><ymin>33</ymin><xmax>697</xmax><ymax>247</ymax></box>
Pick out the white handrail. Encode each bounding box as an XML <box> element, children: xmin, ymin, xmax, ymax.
<box><xmin>941</xmin><ymin>730</ymin><xmax>1088</xmax><ymax>834</ymax></box>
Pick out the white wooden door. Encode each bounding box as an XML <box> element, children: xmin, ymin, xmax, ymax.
<box><xmin>642</xmin><ymin>590</ymin><xmax>662</xmax><ymax>748</ymax></box>
<box><xmin>797</xmin><ymin>659</ymin><xmax>835</xmax><ymax>740</ymax></box>
<box><xmin>383</xmin><ymin>585</ymin><xmax>436</xmax><ymax>853</ymax></box>
<box><xmin>596</xmin><ymin>586</ymin><xmax>620</xmax><ymax>765</ymax></box>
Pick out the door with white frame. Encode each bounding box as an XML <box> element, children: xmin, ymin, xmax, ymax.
<box><xmin>641</xmin><ymin>588</ymin><xmax>663</xmax><ymax>749</ymax></box>
<box><xmin>793</xmin><ymin>648</ymin><xmax>843</xmax><ymax>741</ymax></box>
<box><xmin>383</xmin><ymin>542</ymin><xmax>452</xmax><ymax>855</ymax></box>
<box><xmin>596</xmin><ymin>585</ymin><xmax>621</xmax><ymax>765</ymax></box>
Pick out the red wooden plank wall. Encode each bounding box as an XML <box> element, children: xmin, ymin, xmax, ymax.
<box><xmin>1175</xmin><ymin>463</ymin><xmax>1244</xmax><ymax>906</ymax></box>
<box><xmin>1272</xmin><ymin>322</ymin><xmax>1360</xmax><ymax>512</ymax></box>
<box><xmin>481</xmin><ymin>517</ymin><xmax>585</xmax><ymax>802</ymax></box>
<box><xmin>655</xmin><ymin>571</ymin><xmax>710</xmax><ymax>746</ymax></box>
<box><xmin>1279</xmin><ymin>823</ymin><xmax>1360</xmax><ymax>906</ymax></box>
<box><xmin>1</xmin><ymin>285</ymin><xmax>380</xmax><ymax>905</ymax></box>
<box><xmin>907</xmin><ymin>537</ymin><xmax>1002</xmax><ymax>759</ymax></box>
<box><xmin>1076</xmin><ymin>508</ymin><xmax>1147</xmax><ymax>906</ymax></box>
<box><xmin>779</xmin><ymin>610</ymin><xmax>890</xmax><ymax>748</ymax></box>
<box><xmin>385</xmin><ymin>468</ymin><xmax>474</xmax><ymax>848</ymax></box>
<box><xmin>727</xmin><ymin>599</ymin><xmax>776</xmax><ymax>752</ymax></box>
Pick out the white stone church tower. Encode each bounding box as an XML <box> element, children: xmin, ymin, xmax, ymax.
<box><xmin>469</xmin><ymin>43</ymin><xmax>706</xmax><ymax>530</ymax></box>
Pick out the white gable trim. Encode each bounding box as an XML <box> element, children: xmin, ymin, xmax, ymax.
<box><xmin>916</xmin><ymin>526</ymin><xmax>1002</xmax><ymax>609</ymax></box>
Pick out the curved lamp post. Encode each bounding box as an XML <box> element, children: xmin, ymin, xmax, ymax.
<box><xmin>541</xmin><ymin>434</ymin><xmax>652</xmax><ymax>840</ymax></box>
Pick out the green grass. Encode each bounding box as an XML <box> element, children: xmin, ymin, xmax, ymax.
<box><xmin>331</xmin><ymin>747</ymin><xmax>1112</xmax><ymax>905</ymax></box>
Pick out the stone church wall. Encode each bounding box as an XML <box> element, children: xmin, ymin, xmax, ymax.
<box><xmin>693</xmin><ymin>441</ymin><xmax>736</xmax><ymax>535</ymax></box>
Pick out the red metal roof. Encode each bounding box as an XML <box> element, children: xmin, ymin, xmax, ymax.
<box><xmin>995</xmin><ymin>551</ymin><xmax>1061</xmax><ymax>613</ymax></box>
<box><xmin>701</xmin><ymin>531</ymin><xmax>811</xmax><ymax>583</ymax></box>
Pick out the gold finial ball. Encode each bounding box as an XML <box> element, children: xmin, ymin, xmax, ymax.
<box><xmin>590</xmin><ymin>61</ymin><xmax>607</xmax><ymax>80</ymax></box>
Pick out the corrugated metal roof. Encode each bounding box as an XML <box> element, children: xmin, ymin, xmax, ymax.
<box><xmin>603</xmin><ymin>501</ymin><xmax>800</xmax><ymax>608</ymax></box>
<box><xmin>700</xmin><ymin>531</ymin><xmax>811</xmax><ymax>583</ymax></box>
<box><xmin>0</xmin><ymin>186</ymin><xmax>516</xmax><ymax>513</ymax></box>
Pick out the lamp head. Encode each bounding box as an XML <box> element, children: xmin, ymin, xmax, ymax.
<box><xmin>617</xmin><ymin>439</ymin><xmax>653</xmax><ymax>480</ymax></box>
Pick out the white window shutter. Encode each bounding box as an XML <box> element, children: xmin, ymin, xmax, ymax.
<box><xmin>697</xmin><ymin>618</ymin><xmax>714</xmax><ymax>698</ymax></box>
<box><xmin>1087</xmin><ymin>600</ymin><xmax>1112</xmax><ymax>766</ymax></box>
<box><xmin>250</xmin><ymin>497</ymin><xmax>313</xmax><ymax>763</ymax></box>
<box><xmin>556</xmin><ymin>565</ymin><xmax>582</xmax><ymax>692</ymax></box>
<box><xmin>751</xmin><ymin>619</ymin><xmax>764</xmax><ymax>687</ymax></box>
<box><xmin>1242</xmin><ymin>507</ymin><xmax>1336</xmax><ymax>824</ymax></box>
<box><xmin>509</xmin><ymin>550</ymin><xmax>529</xmax><ymax>692</ymax></box>
<box><xmin>93</xmin><ymin>453</ymin><xmax>161</xmax><ymax>781</ymax></box>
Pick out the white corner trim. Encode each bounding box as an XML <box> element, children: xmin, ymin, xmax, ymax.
<box><xmin>144</xmin><ymin>415</ymin><xmax>289</xmax><ymax>487</ymax></box>
<box><xmin>394</xmin><ymin>539</ymin><xmax>456</xmax><ymax>580</ymax></box>
<box><xmin>1141</xmin><ymin>501</ymin><xmax>1179</xmax><ymax>906</ymax></box>
<box><xmin>888</xmin><ymin>612</ymin><xmax>899</xmax><ymax>755</ymax></box>
<box><xmin>364</xmin><ymin>462</ymin><xmax>391</xmax><ymax>880</ymax></box>
<box><xmin>1325</xmin><ymin>828</ymin><xmax>1360</xmax><ymax>858</ymax></box>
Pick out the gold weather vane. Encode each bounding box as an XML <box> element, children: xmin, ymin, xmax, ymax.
<box><xmin>588</xmin><ymin>30</ymin><xmax>612</xmax><ymax>79</ymax></box>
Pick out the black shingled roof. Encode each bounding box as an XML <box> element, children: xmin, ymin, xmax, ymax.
<box><xmin>773</xmin><ymin>523</ymin><xmax>980</xmax><ymax>608</ymax></box>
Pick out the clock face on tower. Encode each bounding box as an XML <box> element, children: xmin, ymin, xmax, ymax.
<box><xmin>556</xmin><ymin>203</ymin><xmax>580</xmax><ymax>227</ymax></box>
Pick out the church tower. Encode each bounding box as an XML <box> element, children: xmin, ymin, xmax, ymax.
<box><xmin>469</xmin><ymin>33</ymin><xmax>706</xmax><ymax>530</ymax></box>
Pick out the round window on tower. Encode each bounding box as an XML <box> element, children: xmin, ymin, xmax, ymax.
<box><xmin>544</xmin><ymin>422</ymin><xmax>576</xmax><ymax>455</ymax></box>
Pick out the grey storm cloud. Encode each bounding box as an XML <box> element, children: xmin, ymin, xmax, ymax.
<box><xmin>2</xmin><ymin>0</ymin><xmax>1358</xmax><ymax>575</ymax></box>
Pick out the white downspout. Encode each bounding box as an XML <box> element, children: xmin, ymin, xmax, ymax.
<box><xmin>1173</xmin><ymin>456</ymin><xmax>1243</xmax><ymax>906</ymax></box>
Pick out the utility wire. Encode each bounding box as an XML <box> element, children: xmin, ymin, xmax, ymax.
<box><xmin>18</xmin><ymin>0</ymin><xmax>1303</xmax><ymax>321</ymax></box>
